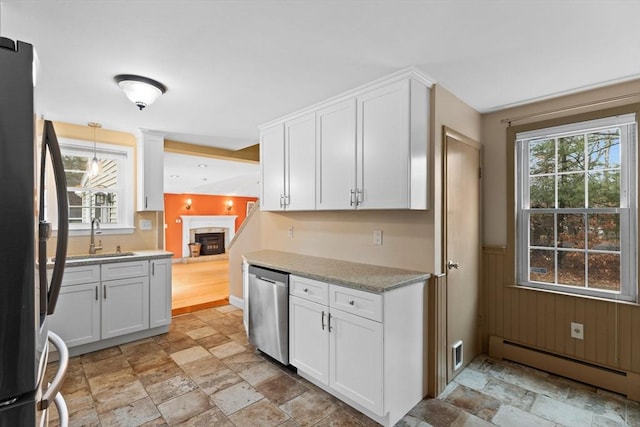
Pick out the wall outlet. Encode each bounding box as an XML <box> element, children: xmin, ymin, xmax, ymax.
<box><xmin>571</xmin><ymin>322</ymin><xmax>584</xmax><ymax>340</ymax></box>
<box><xmin>139</xmin><ymin>219</ymin><xmax>152</xmax><ymax>230</ymax></box>
<box><xmin>373</xmin><ymin>230</ymin><xmax>383</xmax><ymax>246</ymax></box>
<box><xmin>288</xmin><ymin>226</ymin><xmax>294</xmax><ymax>238</ymax></box>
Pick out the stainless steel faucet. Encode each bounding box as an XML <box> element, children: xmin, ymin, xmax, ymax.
<box><xmin>89</xmin><ymin>217</ymin><xmax>103</xmax><ymax>254</ymax></box>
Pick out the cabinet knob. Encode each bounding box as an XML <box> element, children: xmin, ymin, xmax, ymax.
<box><xmin>349</xmin><ymin>300</ymin><xmax>355</xmax><ymax>306</ymax></box>
<box><xmin>303</xmin><ymin>288</ymin><xmax>309</xmax><ymax>293</ymax></box>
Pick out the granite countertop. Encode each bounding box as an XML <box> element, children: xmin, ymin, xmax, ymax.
<box><xmin>244</xmin><ymin>249</ymin><xmax>430</xmax><ymax>293</ymax></box>
<box><xmin>48</xmin><ymin>250</ymin><xmax>173</xmax><ymax>268</ymax></box>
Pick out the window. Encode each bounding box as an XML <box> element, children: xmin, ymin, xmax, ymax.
<box><xmin>48</xmin><ymin>139</ymin><xmax>134</xmax><ymax>235</ymax></box>
<box><xmin>516</xmin><ymin>113</ymin><xmax>637</xmax><ymax>301</ymax></box>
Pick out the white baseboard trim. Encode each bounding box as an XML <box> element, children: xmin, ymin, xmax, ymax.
<box><xmin>229</xmin><ymin>295</ymin><xmax>244</xmax><ymax>310</ymax></box>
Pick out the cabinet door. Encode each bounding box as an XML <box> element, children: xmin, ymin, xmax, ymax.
<box><xmin>149</xmin><ymin>259</ymin><xmax>172</xmax><ymax>328</ymax></box>
<box><xmin>48</xmin><ymin>283</ymin><xmax>100</xmax><ymax>347</ymax></box>
<box><xmin>260</xmin><ymin>123</ymin><xmax>286</xmax><ymax>211</ymax></box>
<box><xmin>137</xmin><ymin>131</ymin><xmax>165</xmax><ymax>211</ymax></box>
<box><xmin>285</xmin><ymin>113</ymin><xmax>316</xmax><ymax>210</ymax></box>
<box><xmin>329</xmin><ymin>309</ymin><xmax>383</xmax><ymax>415</ymax></box>
<box><xmin>316</xmin><ymin>99</ymin><xmax>357</xmax><ymax>210</ymax></box>
<box><xmin>289</xmin><ymin>296</ymin><xmax>329</xmax><ymax>385</ymax></box>
<box><xmin>357</xmin><ymin>79</ymin><xmax>410</xmax><ymax>209</ymax></box>
<box><xmin>102</xmin><ymin>277</ymin><xmax>150</xmax><ymax>339</ymax></box>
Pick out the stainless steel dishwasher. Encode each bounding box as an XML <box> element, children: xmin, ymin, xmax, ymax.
<box><xmin>248</xmin><ymin>265</ymin><xmax>289</xmax><ymax>364</ymax></box>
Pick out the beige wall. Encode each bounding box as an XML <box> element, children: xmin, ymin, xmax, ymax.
<box><xmin>480</xmin><ymin>80</ymin><xmax>640</xmax><ymax>380</ymax></box>
<box><xmin>229</xmin><ymin>84</ymin><xmax>482</xmax><ymax>300</ymax></box>
<box><xmin>47</xmin><ymin>121</ymin><xmax>164</xmax><ymax>256</ymax></box>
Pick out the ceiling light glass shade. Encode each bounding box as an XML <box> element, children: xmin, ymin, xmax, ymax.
<box><xmin>90</xmin><ymin>156</ymin><xmax>100</xmax><ymax>176</ymax></box>
<box><xmin>114</xmin><ymin>74</ymin><xmax>167</xmax><ymax>110</ymax></box>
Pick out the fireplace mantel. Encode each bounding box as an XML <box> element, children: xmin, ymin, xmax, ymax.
<box><xmin>180</xmin><ymin>215</ymin><xmax>237</xmax><ymax>258</ymax></box>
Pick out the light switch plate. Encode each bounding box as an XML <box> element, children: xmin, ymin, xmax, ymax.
<box><xmin>373</xmin><ymin>230</ymin><xmax>383</xmax><ymax>246</ymax></box>
<box><xmin>139</xmin><ymin>219</ymin><xmax>153</xmax><ymax>230</ymax></box>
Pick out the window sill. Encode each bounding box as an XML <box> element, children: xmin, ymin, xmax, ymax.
<box><xmin>52</xmin><ymin>226</ymin><xmax>136</xmax><ymax>237</ymax></box>
<box><xmin>507</xmin><ymin>283</ymin><xmax>638</xmax><ymax>306</ymax></box>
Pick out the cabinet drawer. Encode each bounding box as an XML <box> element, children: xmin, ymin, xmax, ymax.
<box><xmin>329</xmin><ymin>285</ymin><xmax>382</xmax><ymax>322</ymax></box>
<box><xmin>61</xmin><ymin>265</ymin><xmax>100</xmax><ymax>286</ymax></box>
<box><xmin>101</xmin><ymin>261</ymin><xmax>148</xmax><ymax>281</ymax></box>
<box><xmin>290</xmin><ymin>275</ymin><xmax>329</xmax><ymax>305</ymax></box>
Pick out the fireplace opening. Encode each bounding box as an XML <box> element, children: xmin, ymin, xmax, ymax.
<box><xmin>194</xmin><ymin>232</ymin><xmax>225</xmax><ymax>255</ymax></box>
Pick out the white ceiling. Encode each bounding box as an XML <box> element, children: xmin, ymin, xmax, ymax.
<box><xmin>2</xmin><ymin>0</ymin><xmax>639</xmax><ymax>196</ymax></box>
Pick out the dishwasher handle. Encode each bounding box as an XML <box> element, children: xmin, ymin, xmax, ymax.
<box><xmin>254</xmin><ymin>275</ymin><xmax>287</xmax><ymax>288</ymax></box>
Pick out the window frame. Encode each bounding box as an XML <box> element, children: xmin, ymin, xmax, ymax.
<box><xmin>47</xmin><ymin>138</ymin><xmax>135</xmax><ymax>236</ymax></box>
<box><xmin>507</xmin><ymin>104</ymin><xmax>640</xmax><ymax>303</ymax></box>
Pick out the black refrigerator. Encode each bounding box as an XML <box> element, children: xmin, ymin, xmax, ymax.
<box><xmin>0</xmin><ymin>37</ymin><xmax>70</xmax><ymax>426</ymax></box>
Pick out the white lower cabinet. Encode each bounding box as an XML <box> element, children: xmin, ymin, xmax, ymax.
<box><xmin>101</xmin><ymin>276</ymin><xmax>149</xmax><ymax>339</ymax></box>
<box><xmin>50</xmin><ymin>282</ymin><xmax>101</xmax><ymax>347</ymax></box>
<box><xmin>49</xmin><ymin>257</ymin><xmax>171</xmax><ymax>352</ymax></box>
<box><xmin>289</xmin><ymin>274</ymin><xmax>425</xmax><ymax>427</ymax></box>
<box><xmin>289</xmin><ymin>296</ymin><xmax>330</xmax><ymax>384</ymax></box>
<box><xmin>329</xmin><ymin>308</ymin><xmax>383</xmax><ymax>414</ymax></box>
<box><xmin>149</xmin><ymin>258</ymin><xmax>172</xmax><ymax>328</ymax></box>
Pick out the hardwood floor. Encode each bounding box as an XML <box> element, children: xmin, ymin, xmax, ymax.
<box><xmin>171</xmin><ymin>259</ymin><xmax>230</xmax><ymax>315</ymax></box>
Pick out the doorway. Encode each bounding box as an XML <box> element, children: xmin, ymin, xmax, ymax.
<box><xmin>444</xmin><ymin>127</ymin><xmax>482</xmax><ymax>381</ymax></box>
<box><xmin>171</xmin><ymin>256</ymin><xmax>230</xmax><ymax>315</ymax></box>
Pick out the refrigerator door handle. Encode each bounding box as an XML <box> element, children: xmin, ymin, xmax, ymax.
<box><xmin>39</xmin><ymin>331</ymin><xmax>68</xmax><ymax>411</ymax></box>
<box><xmin>41</xmin><ymin>120</ymin><xmax>69</xmax><ymax>315</ymax></box>
<box><xmin>53</xmin><ymin>392</ymin><xmax>69</xmax><ymax>427</ymax></box>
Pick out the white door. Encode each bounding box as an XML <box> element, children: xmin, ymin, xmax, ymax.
<box><xmin>445</xmin><ymin>130</ymin><xmax>482</xmax><ymax>381</ymax></box>
<box><xmin>316</xmin><ymin>99</ymin><xmax>357</xmax><ymax>210</ymax></box>
<box><xmin>149</xmin><ymin>259</ymin><xmax>172</xmax><ymax>328</ymax></box>
<box><xmin>48</xmin><ymin>283</ymin><xmax>100</xmax><ymax>347</ymax></box>
<box><xmin>329</xmin><ymin>309</ymin><xmax>383</xmax><ymax>416</ymax></box>
<box><xmin>260</xmin><ymin>123</ymin><xmax>285</xmax><ymax>211</ymax></box>
<box><xmin>289</xmin><ymin>296</ymin><xmax>329</xmax><ymax>385</ymax></box>
<box><xmin>102</xmin><ymin>277</ymin><xmax>150</xmax><ymax>339</ymax></box>
<box><xmin>285</xmin><ymin>113</ymin><xmax>316</xmax><ymax>210</ymax></box>
<box><xmin>357</xmin><ymin>79</ymin><xmax>410</xmax><ymax>209</ymax></box>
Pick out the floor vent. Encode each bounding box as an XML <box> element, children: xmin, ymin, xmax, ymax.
<box><xmin>489</xmin><ymin>335</ymin><xmax>640</xmax><ymax>401</ymax></box>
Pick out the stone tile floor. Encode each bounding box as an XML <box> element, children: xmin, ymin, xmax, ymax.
<box><xmin>46</xmin><ymin>305</ymin><xmax>640</xmax><ymax>426</ymax></box>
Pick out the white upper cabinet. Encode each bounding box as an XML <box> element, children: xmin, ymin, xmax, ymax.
<box><xmin>285</xmin><ymin>113</ymin><xmax>316</xmax><ymax>210</ymax></box>
<box><xmin>259</xmin><ymin>68</ymin><xmax>432</xmax><ymax>211</ymax></box>
<box><xmin>137</xmin><ymin>131</ymin><xmax>165</xmax><ymax>211</ymax></box>
<box><xmin>356</xmin><ymin>79</ymin><xmax>410</xmax><ymax>209</ymax></box>
<box><xmin>260</xmin><ymin>123</ymin><xmax>285</xmax><ymax>211</ymax></box>
<box><xmin>261</xmin><ymin>113</ymin><xmax>316</xmax><ymax>211</ymax></box>
<box><xmin>316</xmin><ymin>99</ymin><xmax>357</xmax><ymax>210</ymax></box>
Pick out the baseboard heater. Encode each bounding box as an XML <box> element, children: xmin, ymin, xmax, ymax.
<box><xmin>489</xmin><ymin>336</ymin><xmax>640</xmax><ymax>401</ymax></box>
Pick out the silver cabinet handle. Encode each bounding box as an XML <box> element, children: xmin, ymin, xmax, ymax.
<box><xmin>356</xmin><ymin>188</ymin><xmax>363</xmax><ymax>206</ymax></box>
<box><xmin>279</xmin><ymin>195</ymin><xmax>284</xmax><ymax>208</ymax></box>
<box><xmin>321</xmin><ymin>310</ymin><xmax>326</xmax><ymax>330</ymax></box>
<box><xmin>152</xmin><ymin>262</ymin><xmax>155</xmax><ymax>276</ymax></box>
<box><xmin>103</xmin><ymin>284</ymin><xmax>107</xmax><ymax>299</ymax></box>
<box><xmin>95</xmin><ymin>286</ymin><xmax>98</xmax><ymax>301</ymax></box>
<box><xmin>447</xmin><ymin>260</ymin><xmax>460</xmax><ymax>270</ymax></box>
<box><xmin>40</xmin><ymin>331</ymin><xmax>69</xmax><ymax>410</ymax></box>
<box><xmin>145</xmin><ymin>196</ymin><xmax>148</xmax><ymax>209</ymax></box>
<box><xmin>350</xmin><ymin>189</ymin><xmax>355</xmax><ymax>206</ymax></box>
<box><xmin>328</xmin><ymin>312</ymin><xmax>333</xmax><ymax>332</ymax></box>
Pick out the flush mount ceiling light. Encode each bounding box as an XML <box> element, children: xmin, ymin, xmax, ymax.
<box><xmin>114</xmin><ymin>74</ymin><xmax>167</xmax><ymax>110</ymax></box>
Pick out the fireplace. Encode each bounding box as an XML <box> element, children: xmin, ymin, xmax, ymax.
<box><xmin>195</xmin><ymin>232</ymin><xmax>225</xmax><ymax>255</ymax></box>
<box><xmin>180</xmin><ymin>216</ymin><xmax>237</xmax><ymax>258</ymax></box>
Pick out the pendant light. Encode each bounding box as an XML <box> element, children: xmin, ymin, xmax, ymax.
<box><xmin>88</xmin><ymin>122</ymin><xmax>101</xmax><ymax>176</ymax></box>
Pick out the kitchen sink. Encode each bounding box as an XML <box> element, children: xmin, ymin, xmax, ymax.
<box><xmin>58</xmin><ymin>252</ymin><xmax>136</xmax><ymax>261</ymax></box>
